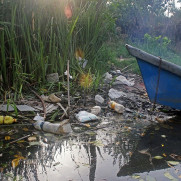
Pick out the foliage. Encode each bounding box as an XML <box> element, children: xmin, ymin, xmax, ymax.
<box><xmin>0</xmin><ymin>0</ymin><xmax>114</xmax><ymax>99</ymax></box>
<box><xmin>133</xmin><ymin>33</ymin><xmax>181</xmax><ymax>66</ymax></box>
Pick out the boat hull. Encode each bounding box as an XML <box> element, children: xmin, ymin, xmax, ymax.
<box><xmin>126</xmin><ymin>44</ymin><xmax>181</xmax><ymax>110</ymax></box>
<box><xmin>137</xmin><ymin>58</ymin><xmax>181</xmax><ymax>110</ymax></box>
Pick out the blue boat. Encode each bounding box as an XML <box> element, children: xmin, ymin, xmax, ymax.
<box><xmin>126</xmin><ymin>44</ymin><xmax>181</xmax><ymax>110</ymax></box>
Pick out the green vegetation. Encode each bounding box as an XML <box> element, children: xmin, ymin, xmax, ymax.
<box><xmin>1</xmin><ymin>0</ymin><xmax>181</xmax><ymax>100</ymax></box>
<box><xmin>0</xmin><ymin>0</ymin><xmax>114</xmax><ymax>99</ymax></box>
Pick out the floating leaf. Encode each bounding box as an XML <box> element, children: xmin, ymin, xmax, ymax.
<box><xmin>29</xmin><ymin>141</ymin><xmax>40</xmax><ymax>146</ymax></box>
<box><xmin>161</xmin><ymin>135</ymin><xmax>166</xmax><ymax>138</ymax></box>
<box><xmin>146</xmin><ymin>175</ymin><xmax>156</xmax><ymax>181</ymax></box>
<box><xmin>163</xmin><ymin>153</ymin><xmax>167</xmax><ymax>157</ymax></box>
<box><xmin>28</xmin><ymin>136</ymin><xmax>37</xmax><ymax>142</ymax></box>
<box><xmin>138</xmin><ymin>148</ymin><xmax>149</xmax><ymax>154</ymax></box>
<box><xmin>164</xmin><ymin>172</ymin><xmax>178</xmax><ymax>181</ymax></box>
<box><xmin>153</xmin><ymin>156</ymin><xmax>163</xmax><ymax>160</ymax></box>
<box><xmin>17</xmin><ymin>140</ymin><xmax>25</xmax><ymax>143</ymax></box>
<box><xmin>167</xmin><ymin>161</ymin><xmax>180</xmax><ymax>166</ymax></box>
<box><xmin>5</xmin><ymin>136</ymin><xmax>11</xmax><ymax>140</ymax></box>
<box><xmin>12</xmin><ymin>154</ymin><xmax>25</xmax><ymax>168</ymax></box>
<box><xmin>84</xmin><ymin>124</ymin><xmax>91</xmax><ymax>128</ymax></box>
<box><xmin>88</xmin><ymin>140</ymin><xmax>104</xmax><ymax>147</ymax></box>
<box><xmin>132</xmin><ymin>175</ymin><xmax>140</xmax><ymax>179</ymax></box>
<box><xmin>23</xmin><ymin>128</ymin><xmax>29</xmax><ymax>131</ymax></box>
<box><xmin>12</xmin><ymin>158</ymin><xmax>20</xmax><ymax>168</ymax></box>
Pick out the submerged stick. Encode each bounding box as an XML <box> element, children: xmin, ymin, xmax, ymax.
<box><xmin>9</xmin><ymin>134</ymin><xmax>32</xmax><ymax>144</ymax></box>
<box><xmin>67</xmin><ymin>60</ymin><xmax>70</xmax><ymax>116</ymax></box>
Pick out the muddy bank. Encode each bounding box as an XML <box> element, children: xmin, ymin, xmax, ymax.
<box><xmin>0</xmin><ymin>69</ymin><xmax>180</xmax><ymax>181</ymax></box>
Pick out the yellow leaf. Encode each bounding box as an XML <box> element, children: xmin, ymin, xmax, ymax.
<box><xmin>84</xmin><ymin>124</ymin><xmax>91</xmax><ymax>128</ymax></box>
<box><xmin>17</xmin><ymin>140</ymin><xmax>25</xmax><ymax>143</ymax></box>
<box><xmin>167</xmin><ymin>161</ymin><xmax>180</xmax><ymax>166</ymax></box>
<box><xmin>153</xmin><ymin>156</ymin><xmax>163</xmax><ymax>159</ymax></box>
<box><xmin>163</xmin><ymin>153</ymin><xmax>167</xmax><ymax>157</ymax></box>
<box><xmin>14</xmin><ymin>155</ymin><xmax>20</xmax><ymax>158</ymax></box>
<box><xmin>75</xmin><ymin>48</ymin><xmax>84</xmax><ymax>59</ymax></box>
<box><xmin>12</xmin><ymin>158</ymin><xmax>20</xmax><ymax>168</ymax></box>
<box><xmin>5</xmin><ymin>136</ymin><xmax>11</xmax><ymax>140</ymax></box>
<box><xmin>23</xmin><ymin>128</ymin><xmax>29</xmax><ymax>131</ymax></box>
<box><xmin>28</xmin><ymin>136</ymin><xmax>37</xmax><ymax>142</ymax></box>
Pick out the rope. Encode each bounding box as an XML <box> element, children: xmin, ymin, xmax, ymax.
<box><xmin>152</xmin><ymin>57</ymin><xmax>162</xmax><ymax>111</ymax></box>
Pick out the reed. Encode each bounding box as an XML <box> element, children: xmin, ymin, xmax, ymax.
<box><xmin>0</xmin><ymin>0</ymin><xmax>114</xmax><ymax>99</ymax></box>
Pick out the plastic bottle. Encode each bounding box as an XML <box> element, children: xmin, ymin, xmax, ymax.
<box><xmin>33</xmin><ymin>119</ymin><xmax>72</xmax><ymax>134</ymax></box>
<box><xmin>108</xmin><ymin>101</ymin><xmax>125</xmax><ymax>113</ymax></box>
<box><xmin>0</xmin><ymin>116</ymin><xmax>17</xmax><ymax>124</ymax></box>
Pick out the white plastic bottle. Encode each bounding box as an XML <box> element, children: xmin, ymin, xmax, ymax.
<box><xmin>108</xmin><ymin>101</ymin><xmax>125</xmax><ymax>113</ymax></box>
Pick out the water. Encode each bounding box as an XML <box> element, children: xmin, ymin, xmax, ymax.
<box><xmin>0</xmin><ymin>116</ymin><xmax>181</xmax><ymax>181</ymax></box>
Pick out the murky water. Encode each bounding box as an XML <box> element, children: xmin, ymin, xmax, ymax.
<box><xmin>0</xmin><ymin>116</ymin><xmax>181</xmax><ymax>181</ymax></box>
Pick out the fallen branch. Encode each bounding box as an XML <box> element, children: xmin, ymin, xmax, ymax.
<box><xmin>9</xmin><ymin>134</ymin><xmax>32</xmax><ymax>144</ymax></box>
<box><xmin>61</xmin><ymin>106</ymin><xmax>69</xmax><ymax>120</ymax></box>
<box><xmin>57</xmin><ymin>103</ymin><xmax>68</xmax><ymax>117</ymax></box>
<box><xmin>29</xmin><ymin>88</ymin><xmax>46</xmax><ymax>119</ymax></box>
<box><xmin>0</xmin><ymin>123</ymin><xmax>32</xmax><ymax>127</ymax></box>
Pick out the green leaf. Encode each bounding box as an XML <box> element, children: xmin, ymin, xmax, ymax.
<box><xmin>167</xmin><ymin>161</ymin><xmax>180</xmax><ymax>166</ymax></box>
<box><xmin>164</xmin><ymin>172</ymin><xmax>178</xmax><ymax>181</ymax></box>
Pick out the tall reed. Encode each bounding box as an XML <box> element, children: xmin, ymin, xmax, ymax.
<box><xmin>0</xmin><ymin>0</ymin><xmax>114</xmax><ymax>99</ymax></box>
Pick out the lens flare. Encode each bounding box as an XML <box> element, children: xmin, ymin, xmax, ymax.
<box><xmin>64</xmin><ymin>4</ymin><xmax>72</xmax><ymax>19</ymax></box>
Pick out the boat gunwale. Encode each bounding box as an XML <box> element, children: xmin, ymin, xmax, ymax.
<box><xmin>126</xmin><ymin>44</ymin><xmax>181</xmax><ymax>77</ymax></box>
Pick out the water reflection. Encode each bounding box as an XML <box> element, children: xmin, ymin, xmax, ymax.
<box><xmin>0</xmin><ymin>117</ymin><xmax>181</xmax><ymax>180</ymax></box>
<box><xmin>118</xmin><ymin>118</ymin><xmax>181</xmax><ymax>178</ymax></box>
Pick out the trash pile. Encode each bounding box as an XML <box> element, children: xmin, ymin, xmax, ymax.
<box><xmin>0</xmin><ymin>69</ymin><xmax>175</xmax><ymax>136</ymax></box>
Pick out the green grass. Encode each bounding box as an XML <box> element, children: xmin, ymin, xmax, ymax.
<box><xmin>0</xmin><ymin>0</ymin><xmax>114</xmax><ymax>99</ymax></box>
